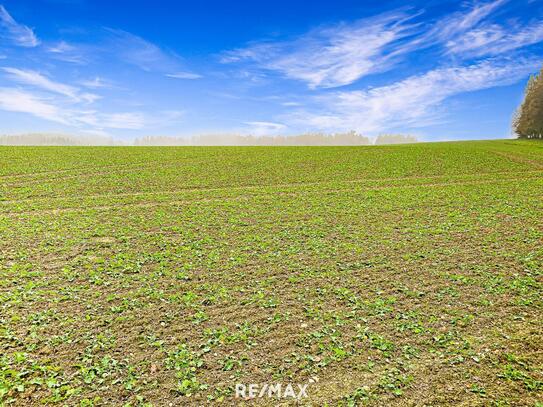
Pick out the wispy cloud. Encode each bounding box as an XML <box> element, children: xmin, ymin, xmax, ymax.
<box><xmin>75</xmin><ymin>111</ymin><xmax>146</xmax><ymax>129</ymax></box>
<box><xmin>287</xmin><ymin>58</ymin><xmax>538</xmax><ymax>133</ymax></box>
<box><xmin>428</xmin><ymin>0</ymin><xmax>507</xmax><ymax>44</ymax></box>
<box><xmin>222</xmin><ymin>11</ymin><xmax>419</xmax><ymax>89</ymax></box>
<box><xmin>105</xmin><ymin>29</ymin><xmax>184</xmax><ymax>74</ymax></box>
<box><xmin>0</xmin><ymin>87</ymin><xmax>153</xmax><ymax>130</ymax></box>
<box><xmin>47</xmin><ymin>40</ymin><xmax>76</xmax><ymax>54</ymax></box>
<box><xmin>221</xmin><ymin>1</ymin><xmax>523</xmax><ymax>90</ymax></box>
<box><xmin>0</xmin><ymin>5</ymin><xmax>39</xmax><ymax>47</ymax></box>
<box><xmin>2</xmin><ymin>67</ymin><xmax>99</xmax><ymax>103</ymax></box>
<box><xmin>423</xmin><ymin>0</ymin><xmax>543</xmax><ymax>57</ymax></box>
<box><xmin>0</xmin><ymin>80</ymin><xmax>183</xmax><ymax>131</ymax></box>
<box><xmin>0</xmin><ymin>87</ymin><xmax>66</xmax><ymax>123</ymax></box>
<box><xmin>100</xmin><ymin>29</ymin><xmax>203</xmax><ymax>80</ymax></box>
<box><xmin>446</xmin><ymin>21</ymin><xmax>543</xmax><ymax>57</ymax></box>
<box><xmin>46</xmin><ymin>40</ymin><xmax>87</xmax><ymax>64</ymax></box>
<box><xmin>282</xmin><ymin>101</ymin><xmax>301</xmax><ymax>107</ymax></box>
<box><xmin>80</xmin><ymin>77</ymin><xmax>111</xmax><ymax>89</ymax></box>
<box><xmin>166</xmin><ymin>71</ymin><xmax>202</xmax><ymax>79</ymax></box>
<box><xmin>244</xmin><ymin>121</ymin><xmax>286</xmax><ymax>135</ymax></box>
<box><xmin>74</xmin><ymin>109</ymin><xmax>183</xmax><ymax>130</ymax></box>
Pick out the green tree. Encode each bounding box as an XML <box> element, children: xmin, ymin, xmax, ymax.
<box><xmin>514</xmin><ymin>67</ymin><xmax>543</xmax><ymax>139</ymax></box>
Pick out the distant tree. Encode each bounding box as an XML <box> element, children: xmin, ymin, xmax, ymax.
<box><xmin>514</xmin><ymin>67</ymin><xmax>543</xmax><ymax>139</ymax></box>
<box><xmin>133</xmin><ymin>132</ymin><xmax>371</xmax><ymax>146</ymax></box>
<box><xmin>0</xmin><ymin>133</ymin><xmax>117</xmax><ymax>146</ymax></box>
<box><xmin>374</xmin><ymin>134</ymin><xmax>418</xmax><ymax>145</ymax></box>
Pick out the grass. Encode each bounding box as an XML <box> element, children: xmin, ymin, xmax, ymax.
<box><xmin>0</xmin><ymin>139</ymin><xmax>542</xmax><ymax>406</ymax></box>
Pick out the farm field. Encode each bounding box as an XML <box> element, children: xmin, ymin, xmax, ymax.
<box><xmin>0</xmin><ymin>139</ymin><xmax>542</xmax><ymax>406</ymax></box>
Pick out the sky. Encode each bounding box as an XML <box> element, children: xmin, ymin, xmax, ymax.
<box><xmin>0</xmin><ymin>0</ymin><xmax>542</xmax><ymax>142</ymax></box>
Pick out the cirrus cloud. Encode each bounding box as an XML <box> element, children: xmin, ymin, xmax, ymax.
<box><xmin>2</xmin><ymin>67</ymin><xmax>100</xmax><ymax>103</ymax></box>
<box><xmin>0</xmin><ymin>5</ymin><xmax>39</xmax><ymax>47</ymax></box>
<box><xmin>222</xmin><ymin>11</ymin><xmax>420</xmax><ymax>89</ymax></box>
<box><xmin>286</xmin><ymin>58</ymin><xmax>540</xmax><ymax>133</ymax></box>
<box><xmin>0</xmin><ymin>87</ymin><xmax>66</xmax><ymax>123</ymax></box>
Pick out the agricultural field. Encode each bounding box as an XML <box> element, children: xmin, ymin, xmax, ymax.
<box><xmin>0</xmin><ymin>139</ymin><xmax>542</xmax><ymax>406</ymax></box>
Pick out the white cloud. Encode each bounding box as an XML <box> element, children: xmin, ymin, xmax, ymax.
<box><xmin>98</xmin><ymin>112</ymin><xmax>147</xmax><ymax>129</ymax></box>
<box><xmin>0</xmin><ymin>88</ymin><xmax>146</xmax><ymax>130</ymax></box>
<box><xmin>244</xmin><ymin>121</ymin><xmax>286</xmax><ymax>135</ymax></box>
<box><xmin>159</xmin><ymin>110</ymin><xmax>184</xmax><ymax>122</ymax></box>
<box><xmin>426</xmin><ymin>0</ymin><xmax>543</xmax><ymax>57</ymax></box>
<box><xmin>74</xmin><ymin>110</ymin><xmax>183</xmax><ymax>130</ymax></box>
<box><xmin>350</xmin><ymin>1</ymin><xmax>511</xmax><ymax>58</ymax></box>
<box><xmin>2</xmin><ymin>67</ymin><xmax>100</xmax><ymax>103</ymax></box>
<box><xmin>430</xmin><ymin>0</ymin><xmax>507</xmax><ymax>43</ymax></box>
<box><xmin>47</xmin><ymin>40</ymin><xmax>75</xmax><ymax>54</ymax></box>
<box><xmin>80</xmin><ymin>77</ymin><xmax>110</xmax><ymax>89</ymax></box>
<box><xmin>0</xmin><ymin>87</ymin><xmax>66</xmax><ymax>123</ymax></box>
<box><xmin>287</xmin><ymin>58</ymin><xmax>538</xmax><ymax>133</ymax></box>
<box><xmin>3</xmin><ymin>67</ymin><xmax>77</xmax><ymax>98</ymax></box>
<box><xmin>221</xmin><ymin>1</ymin><xmax>529</xmax><ymax>89</ymax></box>
<box><xmin>0</xmin><ymin>66</ymin><xmax>186</xmax><ymax>132</ymax></box>
<box><xmin>222</xmin><ymin>12</ymin><xmax>419</xmax><ymax>89</ymax></box>
<box><xmin>459</xmin><ymin>0</ymin><xmax>506</xmax><ymax>28</ymax></box>
<box><xmin>166</xmin><ymin>71</ymin><xmax>202</xmax><ymax>79</ymax></box>
<box><xmin>103</xmin><ymin>29</ymin><xmax>202</xmax><ymax>80</ymax></box>
<box><xmin>46</xmin><ymin>40</ymin><xmax>87</xmax><ymax>64</ymax></box>
<box><xmin>446</xmin><ymin>21</ymin><xmax>543</xmax><ymax>57</ymax></box>
<box><xmin>0</xmin><ymin>5</ymin><xmax>39</xmax><ymax>47</ymax></box>
<box><xmin>105</xmin><ymin>29</ymin><xmax>184</xmax><ymax>73</ymax></box>
<box><xmin>67</xmin><ymin>110</ymin><xmax>144</xmax><ymax>130</ymax></box>
<box><xmin>282</xmin><ymin>101</ymin><xmax>301</xmax><ymax>107</ymax></box>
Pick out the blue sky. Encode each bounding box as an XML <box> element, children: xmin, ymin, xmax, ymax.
<box><xmin>0</xmin><ymin>0</ymin><xmax>542</xmax><ymax>141</ymax></box>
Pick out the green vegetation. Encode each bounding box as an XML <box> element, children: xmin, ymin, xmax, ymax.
<box><xmin>0</xmin><ymin>139</ymin><xmax>542</xmax><ymax>405</ymax></box>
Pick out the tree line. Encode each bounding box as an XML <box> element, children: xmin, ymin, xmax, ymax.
<box><xmin>0</xmin><ymin>132</ymin><xmax>418</xmax><ymax>146</ymax></box>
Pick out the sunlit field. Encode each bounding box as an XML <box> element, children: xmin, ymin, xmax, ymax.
<box><xmin>1</xmin><ymin>140</ymin><xmax>542</xmax><ymax>405</ymax></box>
